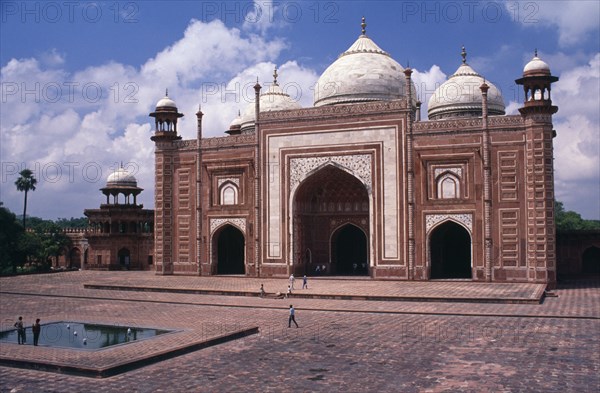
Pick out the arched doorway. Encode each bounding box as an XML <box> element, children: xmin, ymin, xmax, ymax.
<box><xmin>582</xmin><ymin>246</ymin><xmax>600</xmax><ymax>275</ymax></box>
<box><xmin>293</xmin><ymin>164</ymin><xmax>369</xmax><ymax>276</ymax></box>
<box><xmin>331</xmin><ymin>224</ymin><xmax>368</xmax><ymax>275</ymax></box>
<box><xmin>430</xmin><ymin>221</ymin><xmax>472</xmax><ymax>279</ymax></box>
<box><xmin>69</xmin><ymin>248</ymin><xmax>82</xmax><ymax>269</ymax></box>
<box><xmin>215</xmin><ymin>225</ymin><xmax>245</xmax><ymax>274</ymax></box>
<box><xmin>118</xmin><ymin>248</ymin><xmax>130</xmax><ymax>269</ymax></box>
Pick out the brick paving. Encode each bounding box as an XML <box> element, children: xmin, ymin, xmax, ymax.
<box><xmin>0</xmin><ymin>272</ymin><xmax>598</xmax><ymax>392</ymax></box>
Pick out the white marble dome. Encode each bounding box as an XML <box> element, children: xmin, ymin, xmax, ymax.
<box><xmin>240</xmin><ymin>79</ymin><xmax>302</xmax><ymax>131</ymax></box>
<box><xmin>523</xmin><ymin>52</ymin><xmax>551</xmax><ymax>75</ymax></box>
<box><xmin>106</xmin><ymin>167</ymin><xmax>137</xmax><ymax>187</ymax></box>
<box><xmin>229</xmin><ymin>112</ymin><xmax>242</xmax><ymax>129</ymax></box>
<box><xmin>156</xmin><ymin>93</ymin><xmax>177</xmax><ymax>109</ymax></box>
<box><xmin>428</xmin><ymin>52</ymin><xmax>505</xmax><ymax>120</ymax></box>
<box><xmin>314</xmin><ymin>33</ymin><xmax>409</xmax><ymax>107</ymax></box>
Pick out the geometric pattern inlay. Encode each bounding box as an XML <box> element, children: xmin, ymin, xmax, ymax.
<box><xmin>290</xmin><ymin>154</ymin><xmax>372</xmax><ymax>194</ymax></box>
<box><xmin>426</xmin><ymin>213</ymin><xmax>472</xmax><ymax>233</ymax></box>
<box><xmin>210</xmin><ymin>218</ymin><xmax>246</xmax><ymax>234</ymax></box>
<box><xmin>434</xmin><ymin>167</ymin><xmax>463</xmax><ymax>179</ymax></box>
<box><xmin>217</xmin><ymin>178</ymin><xmax>240</xmax><ymax>188</ymax></box>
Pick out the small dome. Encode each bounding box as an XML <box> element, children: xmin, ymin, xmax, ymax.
<box><xmin>240</xmin><ymin>69</ymin><xmax>302</xmax><ymax>131</ymax></box>
<box><xmin>428</xmin><ymin>48</ymin><xmax>505</xmax><ymax>120</ymax></box>
<box><xmin>229</xmin><ymin>112</ymin><xmax>242</xmax><ymax>129</ymax></box>
<box><xmin>106</xmin><ymin>167</ymin><xmax>137</xmax><ymax>187</ymax></box>
<box><xmin>156</xmin><ymin>90</ymin><xmax>177</xmax><ymax>109</ymax></box>
<box><xmin>523</xmin><ymin>51</ymin><xmax>551</xmax><ymax>75</ymax></box>
<box><xmin>314</xmin><ymin>28</ymin><xmax>408</xmax><ymax>107</ymax></box>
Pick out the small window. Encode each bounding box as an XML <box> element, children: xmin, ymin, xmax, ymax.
<box><xmin>437</xmin><ymin>173</ymin><xmax>460</xmax><ymax>199</ymax></box>
<box><xmin>220</xmin><ymin>183</ymin><xmax>238</xmax><ymax>205</ymax></box>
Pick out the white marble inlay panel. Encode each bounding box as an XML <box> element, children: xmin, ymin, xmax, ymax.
<box><xmin>210</xmin><ymin>217</ymin><xmax>246</xmax><ymax>234</ymax></box>
<box><xmin>266</xmin><ymin>126</ymin><xmax>399</xmax><ymax>259</ymax></box>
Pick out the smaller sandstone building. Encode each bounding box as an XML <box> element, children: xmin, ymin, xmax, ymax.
<box><xmin>78</xmin><ymin>167</ymin><xmax>155</xmax><ymax>270</ymax></box>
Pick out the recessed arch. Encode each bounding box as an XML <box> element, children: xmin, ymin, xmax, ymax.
<box><xmin>118</xmin><ymin>248</ymin><xmax>131</xmax><ymax>269</ymax></box>
<box><xmin>582</xmin><ymin>246</ymin><xmax>600</xmax><ymax>275</ymax></box>
<box><xmin>291</xmin><ymin>164</ymin><xmax>370</xmax><ymax>275</ymax></box>
<box><xmin>436</xmin><ymin>172</ymin><xmax>461</xmax><ymax>199</ymax></box>
<box><xmin>213</xmin><ymin>224</ymin><xmax>245</xmax><ymax>275</ymax></box>
<box><xmin>219</xmin><ymin>181</ymin><xmax>238</xmax><ymax>205</ymax></box>
<box><xmin>330</xmin><ymin>223</ymin><xmax>368</xmax><ymax>275</ymax></box>
<box><xmin>429</xmin><ymin>220</ymin><xmax>472</xmax><ymax>279</ymax></box>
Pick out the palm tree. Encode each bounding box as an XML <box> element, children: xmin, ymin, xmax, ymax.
<box><xmin>15</xmin><ymin>169</ymin><xmax>37</xmax><ymax>228</ymax></box>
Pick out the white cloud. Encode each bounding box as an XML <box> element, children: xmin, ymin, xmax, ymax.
<box><xmin>552</xmin><ymin>53</ymin><xmax>600</xmax><ymax>219</ymax></box>
<box><xmin>508</xmin><ymin>1</ymin><xmax>600</xmax><ymax>47</ymax></box>
<box><xmin>0</xmin><ymin>18</ymin><xmax>316</xmax><ymax>220</ymax></box>
<box><xmin>412</xmin><ymin>65</ymin><xmax>447</xmax><ymax>118</ymax></box>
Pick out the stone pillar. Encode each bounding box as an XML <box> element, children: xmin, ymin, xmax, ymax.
<box><xmin>481</xmin><ymin>82</ymin><xmax>493</xmax><ymax>282</ymax></box>
<box><xmin>404</xmin><ymin>68</ymin><xmax>415</xmax><ymax>280</ymax></box>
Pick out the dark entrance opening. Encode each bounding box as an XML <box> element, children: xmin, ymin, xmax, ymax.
<box><xmin>582</xmin><ymin>246</ymin><xmax>600</xmax><ymax>275</ymax></box>
<box><xmin>216</xmin><ymin>225</ymin><xmax>245</xmax><ymax>274</ymax></box>
<box><xmin>118</xmin><ymin>248</ymin><xmax>130</xmax><ymax>269</ymax></box>
<box><xmin>331</xmin><ymin>224</ymin><xmax>368</xmax><ymax>275</ymax></box>
<box><xmin>69</xmin><ymin>248</ymin><xmax>82</xmax><ymax>269</ymax></box>
<box><xmin>430</xmin><ymin>221</ymin><xmax>471</xmax><ymax>279</ymax></box>
<box><xmin>293</xmin><ymin>164</ymin><xmax>369</xmax><ymax>276</ymax></box>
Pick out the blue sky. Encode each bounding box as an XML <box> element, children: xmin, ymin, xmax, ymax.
<box><xmin>1</xmin><ymin>0</ymin><xmax>599</xmax><ymax>220</ymax></box>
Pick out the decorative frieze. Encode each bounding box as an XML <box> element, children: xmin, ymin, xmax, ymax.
<box><xmin>425</xmin><ymin>213</ymin><xmax>472</xmax><ymax>233</ymax></box>
<box><xmin>290</xmin><ymin>154</ymin><xmax>372</xmax><ymax>194</ymax></box>
<box><xmin>210</xmin><ymin>217</ymin><xmax>246</xmax><ymax>234</ymax></box>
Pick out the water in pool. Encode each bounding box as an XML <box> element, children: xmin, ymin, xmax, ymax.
<box><xmin>0</xmin><ymin>322</ymin><xmax>169</xmax><ymax>350</ymax></box>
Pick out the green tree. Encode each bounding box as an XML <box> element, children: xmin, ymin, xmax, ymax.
<box><xmin>14</xmin><ymin>169</ymin><xmax>37</xmax><ymax>228</ymax></box>
<box><xmin>0</xmin><ymin>206</ymin><xmax>25</xmax><ymax>273</ymax></box>
<box><xmin>34</xmin><ymin>221</ymin><xmax>71</xmax><ymax>269</ymax></box>
<box><xmin>555</xmin><ymin>201</ymin><xmax>600</xmax><ymax>230</ymax></box>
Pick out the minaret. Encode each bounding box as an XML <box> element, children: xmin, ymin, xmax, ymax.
<box><xmin>515</xmin><ymin>51</ymin><xmax>559</xmax><ymax>287</ymax></box>
<box><xmin>404</xmin><ymin>66</ymin><xmax>416</xmax><ymax>280</ymax></box>
<box><xmin>196</xmin><ymin>104</ymin><xmax>204</xmax><ymax>275</ymax></box>
<box><xmin>480</xmin><ymin>81</ymin><xmax>493</xmax><ymax>282</ymax></box>
<box><xmin>150</xmin><ymin>91</ymin><xmax>184</xmax><ymax>275</ymax></box>
<box><xmin>254</xmin><ymin>78</ymin><xmax>262</xmax><ymax>276</ymax></box>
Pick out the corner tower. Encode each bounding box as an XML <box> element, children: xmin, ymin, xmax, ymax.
<box><xmin>515</xmin><ymin>52</ymin><xmax>559</xmax><ymax>287</ymax></box>
<box><xmin>150</xmin><ymin>91</ymin><xmax>184</xmax><ymax>275</ymax></box>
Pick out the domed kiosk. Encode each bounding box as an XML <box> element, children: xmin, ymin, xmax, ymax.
<box><xmin>83</xmin><ymin>164</ymin><xmax>154</xmax><ymax>271</ymax></box>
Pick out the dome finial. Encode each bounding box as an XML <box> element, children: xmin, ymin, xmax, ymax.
<box><xmin>361</xmin><ymin>16</ymin><xmax>366</xmax><ymax>35</ymax></box>
<box><xmin>534</xmin><ymin>48</ymin><xmax>538</xmax><ymax>57</ymax></box>
<box><xmin>165</xmin><ymin>88</ymin><xmax>168</xmax><ymax>97</ymax></box>
<box><xmin>273</xmin><ymin>66</ymin><xmax>279</xmax><ymax>86</ymax></box>
<box><xmin>461</xmin><ymin>45</ymin><xmax>467</xmax><ymax>64</ymax></box>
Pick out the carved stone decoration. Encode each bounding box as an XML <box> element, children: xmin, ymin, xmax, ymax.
<box><xmin>210</xmin><ymin>217</ymin><xmax>246</xmax><ymax>234</ymax></box>
<box><xmin>290</xmin><ymin>154</ymin><xmax>372</xmax><ymax>195</ymax></box>
<box><xmin>434</xmin><ymin>167</ymin><xmax>462</xmax><ymax>179</ymax></box>
<box><xmin>217</xmin><ymin>178</ymin><xmax>240</xmax><ymax>188</ymax></box>
<box><xmin>426</xmin><ymin>213</ymin><xmax>472</xmax><ymax>234</ymax></box>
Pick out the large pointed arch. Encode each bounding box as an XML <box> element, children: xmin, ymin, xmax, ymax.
<box><xmin>212</xmin><ymin>224</ymin><xmax>245</xmax><ymax>275</ymax></box>
<box><xmin>291</xmin><ymin>164</ymin><xmax>370</xmax><ymax>275</ymax></box>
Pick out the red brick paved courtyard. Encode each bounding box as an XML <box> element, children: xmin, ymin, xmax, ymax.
<box><xmin>0</xmin><ymin>271</ymin><xmax>598</xmax><ymax>392</ymax></box>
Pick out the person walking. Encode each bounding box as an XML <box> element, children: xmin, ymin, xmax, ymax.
<box><xmin>289</xmin><ymin>274</ymin><xmax>295</xmax><ymax>290</ymax></box>
<box><xmin>288</xmin><ymin>305</ymin><xmax>299</xmax><ymax>328</ymax></box>
<box><xmin>32</xmin><ymin>318</ymin><xmax>41</xmax><ymax>346</ymax></box>
<box><xmin>302</xmin><ymin>275</ymin><xmax>308</xmax><ymax>289</ymax></box>
<box><xmin>259</xmin><ymin>284</ymin><xmax>266</xmax><ymax>298</ymax></box>
<box><xmin>14</xmin><ymin>316</ymin><xmax>26</xmax><ymax>345</ymax></box>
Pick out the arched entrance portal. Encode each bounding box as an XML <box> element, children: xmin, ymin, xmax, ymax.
<box><xmin>331</xmin><ymin>224</ymin><xmax>368</xmax><ymax>275</ymax></box>
<box><xmin>69</xmin><ymin>248</ymin><xmax>82</xmax><ymax>269</ymax></box>
<box><xmin>215</xmin><ymin>225</ymin><xmax>245</xmax><ymax>275</ymax></box>
<box><xmin>293</xmin><ymin>164</ymin><xmax>369</xmax><ymax>276</ymax></box>
<box><xmin>582</xmin><ymin>246</ymin><xmax>600</xmax><ymax>275</ymax></box>
<box><xmin>118</xmin><ymin>248</ymin><xmax>130</xmax><ymax>269</ymax></box>
<box><xmin>430</xmin><ymin>221</ymin><xmax>472</xmax><ymax>279</ymax></box>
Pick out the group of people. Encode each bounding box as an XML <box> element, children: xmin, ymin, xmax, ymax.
<box><xmin>13</xmin><ymin>316</ymin><xmax>42</xmax><ymax>346</ymax></box>
<box><xmin>257</xmin><ymin>276</ymin><xmax>306</xmax><ymax>328</ymax></box>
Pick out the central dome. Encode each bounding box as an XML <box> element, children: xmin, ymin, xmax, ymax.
<box><xmin>314</xmin><ymin>19</ymin><xmax>408</xmax><ymax>107</ymax></box>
